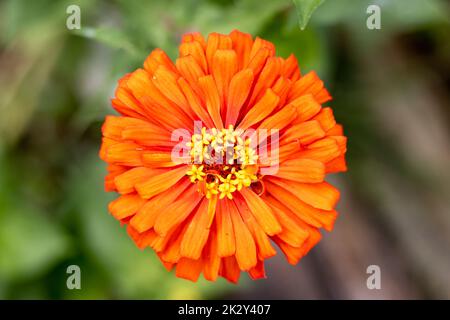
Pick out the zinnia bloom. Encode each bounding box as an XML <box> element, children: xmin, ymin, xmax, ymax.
<box><xmin>99</xmin><ymin>30</ymin><xmax>347</xmax><ymax>283</ymax></box>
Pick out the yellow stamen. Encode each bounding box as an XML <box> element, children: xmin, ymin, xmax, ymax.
<box><xmin>185</xmin><ymin>127</ymin><xmax>260</xmax><ymax>200</ymax></box>
<box><xmin>186</xmin><ymin>164</ymin><xmax>206</xmax><ymax>182</ymax></box>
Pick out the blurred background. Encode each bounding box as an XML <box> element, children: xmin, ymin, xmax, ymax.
<box><xmin>0</xmin><ymin>0</ymin><xmax>449</xmax><ymax>299</ymax></box>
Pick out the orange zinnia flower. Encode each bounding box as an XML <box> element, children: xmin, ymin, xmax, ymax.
<box><xmin>99</xmin><ymin>30</ymin><xmax>347</xmax><ymax>283</ymax></box>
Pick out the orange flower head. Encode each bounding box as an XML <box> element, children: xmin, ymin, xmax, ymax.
<box><xmin>99</xmin><ymin>30</ymin><xmax>347</xmax><ymax>283</ymax></box>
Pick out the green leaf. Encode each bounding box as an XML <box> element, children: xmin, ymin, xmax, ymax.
<box><xmin>292</xmin><ymin>0</ymin><xmax>325</xmax><ymax>30</ymax></box>
<box><xmin>73</xmin><ymin>27</ymin><xmax>143</xmax><ymax>58</ymax></box>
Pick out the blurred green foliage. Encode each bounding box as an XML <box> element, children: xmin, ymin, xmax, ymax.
<box><xmin>293</xmin><ymin>0</ymin><xmax>325</xmax><ymax>30</ymax></box>
<box><xmin>0</xmin><ymin>0</ymin><xmax>448</xmax><ymax>299</ymax></box>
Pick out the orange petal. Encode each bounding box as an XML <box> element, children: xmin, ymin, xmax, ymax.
<box><xmin>274</xmin><ymin>227</ymin><xmax>322</xmax><ymax>265</ymax></box>
<box><xmin>228</xmin><ymin>200</ymin><xmax>257</xmax><ymax>271</ymax></box>
<box><xmin>141</xmin><ymin>152</ymin><xmax>180</xmax><ymax>167</ymax></box>
<box><xmin>282</xmin><ymin>54</ymin><xmax>300</xmax><ymax>81</ymax></box>
<box><xmin>179</xmin><ymin>40</ymin><xmax>208</xmax><ymax>73</ymax></box>
<box><xmin>180</xmin><ymin>199</ymin><xmax>211</xmax><ymax>260</ymax></box>
<box><xmin>327</xmin><ymin>123</ymin><xmax>344</xmax><ymax>136</ymax></box>
<box><xmin>121</xmin><ymin>128</ymin><xmax>173</xmax><ymax>150</ymax></box>
<box><xmin>181</xmin><ymin>32</ymin><xmax>206</xmax><ymax>47</ymax></box>
<box><xmin>282</xmin><ymin>120</ymin><xmax>325</xmax><ymax>145</ymax></box>
<box><xmin>288</xmin><ymin>71</ymin><xmax>331</xmax><ymax>104</ymax></box>
<box><xmin>107</xmin><ymin>163</ymin><xmax>127</xmax><ymax>174</ymax></box>
<box><xmin>229</xmin><ymin>29</ymin><xmax>253</xmax><ymax>69</ymax></box>
<box><xmin>272</xmin><ymin>77</ymin><xmax>293</xmax><ymax>109</ymax></box>
<box><xmin>248</xmin><ymin>260</ymin><xmax>266</xmax><ymax>280</ymax></box>
<box><xmin>247</xmin><ymin>57</ymin><xmax>283</xmax><ymax>107</ymax></box>
<box><xmin>127</xmin><ymin>226</ymin><xmax>158</xmax><ymax>249</ymax></box>
<box><xmin>160</xmin><ymin>216</ymin><xmax>193</xmax><ymax>263</ymax></box>
<box><xmin>216</xmin><ymin>200</ymin><xmax>236</xmax><ymax>257</ymax></box>
<box><xmin>206</xmin><ymin>33</ymin><xmax>232</xmax><ymax>72</ymax></box>
<box><xmin>152</xmin><ymin>65</ymin><xmax>189</xmax><ymax>111</ymax></box>
<box><xmin>249</xmin><ymin>37</ymin><xmax>275</xmax><ymax>60</ymax></box>
<box><xmin>175</xmin><ymin>55</ymin><xmax>205</xmax><ymax>100</ymax></box>
<box><xmin>225</xmin><ymin>69</ymin><xmax>254</xmax><ymax>127</ymax></box>
<box><xmin>126</xmin><ymin>69</ymin><xmax>191</xmax><ymax>130</ymax></box>
<box><xmin>313</xmin><ymin>107</ymin><xmax>336</xmax><ymax>131</ymax></box>
<box><xmin>176</xmin><ymin>257</ymin><xmax>203</xmax><ymax>282</ymax></box>
<box><xmin>287</xmin><ymin>180</ymin><xmax>340</xmax><ymax>211</ymax></box>
<box><xmin>202</xmin><ymin>226</ymin><xmax>221</xmax><ymax>281</ymax></box>
<box><xmin>298</xmin><ymin>137</ymin><xmax>341</xmax><ymax>163</ymax></box>
<box><xmin>104</xmin><ymin>164</ymin><xmax>127</xmax><ymax>192</ymax></box>
<box><xmin>257</xmin><ymin>105</ymin><xmax>297</xmax><ymax>132</ymax></box>
<box><xmin>265</xmin><ymin>195</ymin><xmax>310</xmax><ymax>247</ymax></box>
<box><xmin>99</xmin><ymin>137</ymin><xmax>119</xmax><ymax>162</ymax></box>
<box><xmin>114</xmin><ymin>167</ymin><xmax>158</xmax><ymax>194</ymax></box>
<box><xmin>238</xmin><ymin>89</ymin><xmax>280</xmax><ymax>130</ymax></box>
<box><xmin>219</xmin><ymin>256</ymin><xmax>241</xmax><ymax>284</ymax></box>
<box><xmin>135</xmin><ymin>166</ymin><xmax>187</xmax><ymax>199</ymax></box>
<box><xmin>207</xmin><ymin>195</ymin><xmax>218</xmax><ymax>227</ymax></box>
<box><xmin>315</xmin><ymin>88</ymin><xmax>332</xmax><ymax>104</ymax></box>
<box><xmin>331</xmin><ymin>135</ymin><xmax>347</xmax><ymax>154</ymax></box>
<box><xmin>178</xmin><ymin>77</ymin><xmax>214</xmax><ymax>128</ymax></box>
<box><xmin>212</xmin><ymin>49</ymin><xmax>238</xmax><ymax>117</ymax></box>
<box><xmin>156</xmin><ymin>253</ymin><xmax>175</xmax><ymax>271</ymax></box>
<box><xmin>102</xmin><ymin>116</ymin><xmax>149</xmax><ymax>140</ymax></box>
<box><xmin>143</xmin><ymin>48</ymin><xmax>177</xmax><ymax>75</ymax></box>
<box><xmin>130</xmin><ymin>178</ymin><xmax>190</xmax><ymax>232</ymax></box>
<box><xmin>108</xmin><ymin>194</ymin><xmax>146</xmax><ymax>220</ymax></box>
<box><xmin>150</xmin><ymin>226</ymin><xmax>179</xmax><ymax>253</ymax></box>
<box><xmin>112</xmin><ymin>97</ymin><xmax>147</xmax><ymax>121</ymax></box>
<box><xmin>239</xmin><ymin>187</ymin><xmax>282</xmax><ymax>236</ymax></box>
<box><xmin>246</xmin><ymin>47</ymin><xmax>271</xmax><ymax>77</ymax></box>
<box><xmin>272</xmin><ymin>158</ymin><xmax>325</xmax><ymax>183</ymax></box>
<box><xmin>266</xmin><ymin>179</ymin><xmax>338</xmax><ymax>230</ymax></box>
<box><xmin>114</xmin><ymin>85</ymin><xmax>150</xmax><ymax>121</ymax></box>
<box><xmin>258</xmin><ymin>141</ymin><xmax>301</xmax><ymax>168</ymax></box>
<box><xmin>264</xmin><ymin>180</ymin><xmax>321</xmax><ymax>228</ymax></box>
<box><xmin>287</xmin><ymin>94</ymin><xmax>321</xmax><ymax>123</ymax></box>
<box><xmin>234</xmin><ymin>195</ymin><xmax>277</xmax><ymax>259</ymax></box>
<box><xmin>326</xmin><ymin>155</ymin><xmax>347</xmax><ymax>173</ymax></box>
<box><xmin>153</xmin><ymin>184</ymin><xmax>203</xmax><ymax>236</ymax></box>
<box><xmin>124</xmin><ymin>69</ymin><xmax>154</xmax><ymax>102</ymax></box>
<box><xmin>198</xmin><ymin>75</ymin><xmax>223</xmax><ymax>129</ymax></box>
<box><xmin>104</xmin><ymin>142</ymin><xmax>144</xmax><ymax>167</ymax></box>
<box><xmin>278</xmin><ymin>141</ymin><xmax>301</xmax><ymax>163</ymax></box>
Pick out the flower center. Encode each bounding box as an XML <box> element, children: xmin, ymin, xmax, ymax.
<box><xmin>185</xmin><ymin>126</ymin><xmax>259</xmax><ymax>199</ymax></box>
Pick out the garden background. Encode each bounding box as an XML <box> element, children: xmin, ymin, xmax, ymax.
<box><xmin>0</xmin><ymin>0</ymin><xmax>449</xmax><ymax>299</ymax></box>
